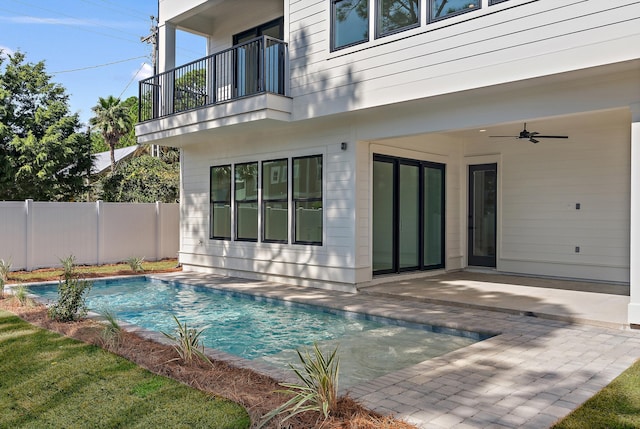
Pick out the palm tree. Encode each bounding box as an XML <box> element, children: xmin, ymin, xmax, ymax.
<box><xmin>90</xmin><ymin>96</ymin><xmax>133</xmax><ymax>172</ymax></box>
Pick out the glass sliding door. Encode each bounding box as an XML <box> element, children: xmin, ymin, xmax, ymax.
<box><xmin>373</xmin><ymin>158</ymin><xmax>395</xmax><ymax>272</ymax></box>
<box><xmin>424</xmin><ymin>163</ymin><xmax>445</xmax><ymax>268</ymax></box>
<box><xmin>233</xmin><ymin>18</ymin><xmax>284</xmax><ymax>97</ymax></box>
<box><xmin>373</xmin><ymin>155</ymin><xmax>445</xmax><ymax>275</ymax></box>
<box><xmin>399</xmin><ymin>163</ymin><xmax>420</xmax><ymax>270</ymax></box>
<box><xmin>468</xmin><ymin>163</ymin><xmax>497</xmax><ymax>267</ymax></box>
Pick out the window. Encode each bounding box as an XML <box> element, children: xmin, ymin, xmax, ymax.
<box><xmin>233</xmin><ymin>17</ymin><xmax>284</xmax><ymax>44</ymax></box>
<box><xmin>210</xmin><ymin>165</ymin><xmax>231</xmax><ymax>240</ymax></box>
<box><xmin>429</xmin><ymin>0</ymin><xmax>480</xmax><ymax>22</ymax></box>
<box><xmin>377</xmin><ymin>0</ymin><xmax>420</xmax><ymax>37</ymax></box>
<box><xmin>489</xmin><ymin>0</ymin><xmax>508</xmax><ymax>4</ymax></box>
<box><xmin>235</xmin><ymin>162</ymin><xmax>258</xmax><ymax>241</ymax></box>
<box><xmin>293</xmin><ymin>155</ymin><xmax>323</xmax><ymax>245</ymax></box>
<box><xmin>331</xmin><ymin>0</ymin><xmax>369</xmax><ymax>51</ymax></box>
<box><xmin>262</xmin><ymin>159</ymin><xmax>288</xmax><ymax>243</ymax></box>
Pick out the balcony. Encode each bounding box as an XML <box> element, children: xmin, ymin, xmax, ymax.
<box><xmin>139</xmin><ymin>36</ymin><xmax>288</xmax><ymax>122</ymax></box>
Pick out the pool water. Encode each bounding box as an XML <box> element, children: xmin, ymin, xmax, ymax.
<box><xmin>32</xmin><ymin>277</ymin><xmax>485</xmax><ymax>388</ymax></box>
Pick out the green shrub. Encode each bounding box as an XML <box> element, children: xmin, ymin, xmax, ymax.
<box><xmin>259</xmin><ymin>343</ymin><xmax>340</xmax><ymax>428</ymax></box>
<box><xmin>162</xmin><ymin>315</ymin><xmax>211</xmax><ymax>365</ymax></box>
<box><xmin>48</xmin><ymin>255</ymin><xmax>92</xmax><ymax>322</ymax></box>
<box><xmin>126</xmin><ymin>256</ymin><xmax>145</xmax><ymax>272</ymax></box>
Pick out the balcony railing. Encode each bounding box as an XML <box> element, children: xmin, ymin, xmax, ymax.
<box><xmin>139</xmin><ymin>36</ymin><xmax>288</xmax><ymax>122</ymax></box>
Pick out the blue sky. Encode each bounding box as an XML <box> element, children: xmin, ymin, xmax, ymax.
<box><xmin>0</xmin><ymin>0</ymin><xmax>206</xmax><ymax>125</ymax></box>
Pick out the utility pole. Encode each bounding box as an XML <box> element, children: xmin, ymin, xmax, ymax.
<box><xmin>141</xmin><ymin>15</ymin><xmax>158</xmax><ymax>75</ymax></box>
<box><xmin>141</xmin><ymin>15</ymin><xmax>160</xmax><ymax>157</ymax></box>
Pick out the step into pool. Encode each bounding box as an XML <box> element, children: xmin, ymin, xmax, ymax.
<box><xmin>31</xmin><ymin>276</ymin><xmax>491</xmax><ymax>388</ymax></box>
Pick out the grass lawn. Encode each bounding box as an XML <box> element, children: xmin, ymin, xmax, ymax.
<box><xmin>552</xmin><ymin>358</ymin><xmax>640</xmax><ymax>429</ymax></box>
<box><xmin>0</xmin><ymin>309</ymin><xmax>250</xmax><ymax>429</ymax></box>
<box><xmin>7</xmin><ymin>259</ymin><xmax>179</xmax><ymax>284</ymax></box>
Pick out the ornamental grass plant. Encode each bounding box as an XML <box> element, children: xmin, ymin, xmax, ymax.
<box><xmin>259</xmin><ymin>343</ymin><xmax>339</xmax><ymax>428</ymax></box>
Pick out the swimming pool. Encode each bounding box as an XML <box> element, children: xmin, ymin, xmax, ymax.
<box><xmin>31</xmin><ymin>276</ymin><xmax>489</xmax><ymax>388</ymax></box>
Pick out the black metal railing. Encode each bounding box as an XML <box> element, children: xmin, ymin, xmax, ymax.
<box><xmin>139</xmin><ymin>36</ymin><xmax>288</xmax><ymax>122</ymax></box>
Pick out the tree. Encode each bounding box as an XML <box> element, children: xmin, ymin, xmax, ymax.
<box><xmin>0</xmin><ymin>51</ymin><xmax>92</xmax><ymax>201</ymax></box>
<box><xmin>90</xmin><ymin>96</ymin><xmax>138</xmax><ymax>154</ymax></box>
<box><xmin>99</xmin><ymin>155</ymin><xmax>179</xmax><ymax>203</ymax></box>
<box><xmin>89</xmin><ymin>96</ymin><xmax>133</xmax><ymax>172</ymax></box>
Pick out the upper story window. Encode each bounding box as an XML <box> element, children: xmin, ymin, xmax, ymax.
<box><xmin>331</xmin><ymin>1</ymin><xmax>507</xmax><ymax>51</ymax></box>
<box><xmin>377</xmin><ymin>0</ymin><xmax>420</xmax><ymax>37</ymax></box>
<box><xmin>331</xmin><ymin>0</ymin><xmax>369</xmax><ymax>51</ymax></box>
<box><xmin>429</xmin><ymin>0</ymin><xmax>480</xmax><ymax>22</ymax></box>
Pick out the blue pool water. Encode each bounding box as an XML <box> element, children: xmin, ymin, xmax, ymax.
<box><xmin>32</xmin><ymin>277</ymin><xmax>488</xmax><ymax>387</ymax></box>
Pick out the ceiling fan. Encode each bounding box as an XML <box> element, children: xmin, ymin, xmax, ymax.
<box><xmin>490</xmin><ymin>123</ymin><xmax>569</xmax><ymax>144</ymax></box>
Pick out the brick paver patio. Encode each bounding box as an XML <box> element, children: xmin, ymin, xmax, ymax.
<box><xmin>150</xmin><ymin>272</ymin><xmax>639</xmax><ymax>429</ymax></box>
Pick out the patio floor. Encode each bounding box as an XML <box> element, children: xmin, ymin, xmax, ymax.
<box><xmin>359</xmin><ymin>271</ymin><xmax>630</xmax><ymax>329</ymax></box>
<box><xmin>152</xmin><ymin>271</ymin><xmax>639</xmax><ymax>429</ymax></box>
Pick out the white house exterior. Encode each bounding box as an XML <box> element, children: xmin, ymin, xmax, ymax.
<box><xmin>136</xmin><ymin>0</ymin><xmax>640</xmax><ymax>324</ymax></box>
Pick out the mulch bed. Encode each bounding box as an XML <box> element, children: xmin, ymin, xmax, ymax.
<box><xmin>0</xmin><ymin>276</ymin><xmax>417</xmax><ymax>429</ymax></box>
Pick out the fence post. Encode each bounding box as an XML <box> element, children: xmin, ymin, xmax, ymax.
<box><xmin>156</xmin><ymin>201</ymin><xmax>163</xmax><ymax>261</ymax></box>
<box><xmin>96</xmin><ymin>200</ymin><xmax>104</xmax><ymax>265</ymax></box>
<box><xmin>25</xmin><ymin>199</ymin><xmax>33</xmax><ymax>271</ymax></box>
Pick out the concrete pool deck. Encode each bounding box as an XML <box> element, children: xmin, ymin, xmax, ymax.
<box><xmin>153</xmin><ymin>271</ymin><xmax>638</xmax><ymax>429</ymax></box>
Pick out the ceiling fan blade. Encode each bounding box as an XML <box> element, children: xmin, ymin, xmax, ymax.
<box><xmin>534</xmin><ymin>135</ymin><xmax>568</xmax><ymax>139</ymax></box>
<box><xmin>529</xmin><ymin>137</ymin><xmax>539</xmax><ymax>144</ymax></box>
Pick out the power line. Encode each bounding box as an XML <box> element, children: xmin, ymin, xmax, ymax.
<box><xmin>118</xmin><ymin>61</ymin><xmax>147</xmax><ymax>99</ymax></box>
<box><xmin>51</xmin><ymin>56</ymin><xmax>148</xmax><ymax>74</ymax></box>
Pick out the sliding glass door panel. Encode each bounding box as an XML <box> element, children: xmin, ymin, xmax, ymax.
<box><xmin>373</xmin><ymin>159</ymin><xmax>394</xmax><ymax>272</ymax></box>
<box><xmin>399</xmin><ymin>163</ymin><xmax>420</xmax><ymax>270</ymax></box>
<box><xmin>373</xmin><ymin>155</ymin><xmax>445</xmax><ymax>275</ymax></box>
<box><xmin>424</xmin><ymin>165</ymin><xmax>444</xmax><ymax>268</ymax></box>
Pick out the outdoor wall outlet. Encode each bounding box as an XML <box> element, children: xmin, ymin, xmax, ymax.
<box><xmin>575</xmin><ymin>246</ymin><xmax>580</xmax><ymax>253</ymax></box>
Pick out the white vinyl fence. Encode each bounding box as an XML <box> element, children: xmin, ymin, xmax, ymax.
<box><xmin>0</xmin><ymin>200</ymin><xmax>179</xmax><ymax>271</ymax></box>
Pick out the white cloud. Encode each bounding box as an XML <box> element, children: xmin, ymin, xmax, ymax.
<box><xmin>134</xmin><ymin>63</ymin><xmax>154</xmax><ymax>80</ymax></box>
<box><xmin>0</xmin><ymin>15</ymin><xmax>138</xmax><ymax>28</ymax></box>
<box><xmin>0</xmin><ymin>16</ymin><xmax>93</xmax><ymax>26</ymax></box>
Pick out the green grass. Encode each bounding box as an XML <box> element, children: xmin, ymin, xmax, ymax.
<box><xmin>8</xmin><ymin>259</ymin><xmax>178</xmax><ymax>284</ymax></box>
<box><xmin>553</xmin><ymin>359</ymin><xmax>640</xmax><ymax>429</ymax></box>
<box><xmin>0</xmin><ymin>309</ymin><xmax>250</xmax><ymax>429</ymax></box>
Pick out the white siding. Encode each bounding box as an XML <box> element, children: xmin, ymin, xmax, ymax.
<box><xmin>179</xmin><ymin>122</ymin><xmax>359</xmax><ymax>289</ymax></box>
<box><xmin>465</xmin><ymin>110</ymin><xmax>631</xmax><ymax>282</ymax></box>
<box><xmin>289</xmin><ymin>0</ymin><xmax>640</xmax><ymax>120</ymax></box>
<box><xmin>155</xmin><ymin>0</ymin><xmax>637</xmax><ymax>290</ymax></box>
